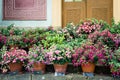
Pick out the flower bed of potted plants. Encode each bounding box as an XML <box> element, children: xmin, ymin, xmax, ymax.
<box><xmin>27</xmin><ymin>44</ymin><xmax>46</xmax><ymax>74</ymax></box>
<box><xmin>0</xmin><ymin>19</ymin><xmax>120</xmax><ymax>77</ymax></box>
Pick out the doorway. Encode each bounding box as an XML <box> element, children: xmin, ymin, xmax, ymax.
<box><xmin>62</xmin><ymin>0</ymin><xmax>113</xmax><ymax>27</ymax></box>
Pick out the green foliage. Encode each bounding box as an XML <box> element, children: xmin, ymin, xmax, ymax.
<box><xmin>109</xmin><ymin>59</ymin><xmax>120</xmax><ymax>74</ymax></box>
<box><xmin>109</xmin><ymin>19</ymin><xmax>120</xmax><ymax>34</ymax></box>
<box><xmin>0</xmin><ymin>46</ymin><xmax>7</xmax><ymax>62</ymax></box>
<box><xmin>99</xmin><ymin>20</ymin><xmax>110</xmax><ymax>31</ymax></box>
<box><xmin>41</xmin><ymin>31</ymin><xmax>65</xmax><ymax>48</ymax></box>
<box><xmin>0</xmin><ymin>24</ymin><xmax>13</xmax><ymax>36</ymax></box>
<box><xmin>64</xmin><ymin>36</ymin><xmax>87</xmax><ymax>49</ymax></box>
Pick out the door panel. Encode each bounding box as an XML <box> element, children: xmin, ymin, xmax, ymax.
<box><xmin>62</xmin><ymin>0</ymin><xmax>86</xmax><ymax>27</ymax></box>
<box><xmin>87</xmin><ymin>0</ymin><xmax>113</xmax><ymax>24</ymax></box>
<box><xmin>62</xmin><ymin>0</ymin><xmax>113</xmax><ymax>27</ymax></box>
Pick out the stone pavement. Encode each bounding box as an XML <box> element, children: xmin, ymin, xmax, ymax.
<box><xmin>0</xmin><ymin>73</ymin><xmax>119</xmax><ymax>80</ymax></box>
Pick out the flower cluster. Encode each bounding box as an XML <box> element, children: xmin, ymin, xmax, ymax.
<box><xmin>6</xmin><ymin>35</ymin><xmax>22</xmax><ymax>48</ymax></box>
<box><xmin>0</xmin><ymin>34</ymin><xmax>7</xmax><ymax>46</ymax></box>
<box><xmin>109</xmin><ymin>59</ymin><xmax>120</xmax><ymax>77</ymax></box>
<box><xmin>109</xmin><ymin>47</ymin><xmax>120</xmax><ymax>77</ymax></box>
<box><xmin>26</xmin><ymin>45</ymin><xmax>46</xmax><ymax>71</ymax></box>
<box><xmin>28</xmin><ymin>45</ymin><xmax>46</xmax><ymax>64</ymax></box>
<box><xmin>88</xmin><ymin>30</ymin><xmax>117</xmax><ymax>50</ymax></box>
<box><xmin>76</xmin><ymin>20</ymin><xmax>102</xmax><ymax>34</ymax></box>
<box><xmin>59</xmin><ymin>23</ymin><xmax>79</xmax><ymax>41</ymax></box>
<box><xmin>3</xmin><ymin>49</ymin><xmax>28</xmax><ymax>64</ymax></box>
<box><xmin>72</xmin><ymin>44</ymin><xmax>107</xmax><ymax>66</ymax></box>
<box><xmin>20</xmin><ymin>34</ymin><xmax>39</xmax><ymax>48</ymax></box>
<box><xmin>45</xmin><ymin>44</ymin><xmax>73</xmax><ymax>64</ymax></box>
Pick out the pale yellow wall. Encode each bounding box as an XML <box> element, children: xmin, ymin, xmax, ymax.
<box><xmin>52</xmin><ymin>0</ymin><xmax>62</xmax><ymax>29</ymax></box>
<box><xmin>113</xmin><ymin>0</ymin><xmax>120</xmax><ymax>23</ymax></box>
<box><xmin>52</xmin><ymin>0</ymin><xmax>120</xmax><ymax>28</ymax></box>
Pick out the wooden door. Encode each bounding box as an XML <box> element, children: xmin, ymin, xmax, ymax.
<box><xmin>62</xmin><ymin>0</ymin><xmax>113</xmax><ymax>27</ymax></box>
<box><xmin>87</xmin><ymin>0</ymin><xmax>113</xmax><ymax>24</ymax></box>
<box><xmin>62</xmin><ymin>0</ymin><xmax>86</xmax><ymax>27</ymax></box>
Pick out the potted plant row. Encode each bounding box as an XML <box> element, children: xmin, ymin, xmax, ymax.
<box><xmin>0</xmin><ymin>19</ymin><xmax>120</xmax><ymax>77</ymax></box>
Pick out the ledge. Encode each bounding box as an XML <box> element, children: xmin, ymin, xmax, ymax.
<box><xmin>0</xmin><ymin>73</ymin><xmax>117</xmax><ymax>80</ymax></box>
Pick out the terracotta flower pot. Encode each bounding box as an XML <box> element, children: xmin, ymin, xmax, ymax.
<box><xmin>81</xmin><ymin>62</ymin><xmax>95</xmax><ymax>73</ymax></box>
<box><xmin>9</xmin><ymin>62</ymin><xmax>23</xmax><ymax>72</ymax></box>
<box><xmin>53</xmin><ymin>63</ymin><xmax>68</xmax><ymax>73</ymax></box>
<box><xmin>33</xmin><ymin>62</ymin><xmax>46</xmax><ymax>74</ymax></box>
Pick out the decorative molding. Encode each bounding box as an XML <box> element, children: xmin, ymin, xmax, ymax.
<box><xmin>3</xmin><ymin>0</ymin><xmax>46</xmax><ymax>20</ymax></box>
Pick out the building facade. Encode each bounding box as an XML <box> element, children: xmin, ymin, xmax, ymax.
<box><xmin>0</xmin><ymin>0</ymin><xmax>120</xmax><ymax>28</ymax></box>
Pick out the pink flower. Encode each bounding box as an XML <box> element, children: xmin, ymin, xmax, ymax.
<box><xmin>33</xmin><ymin>54</ymin><xmax>38</xmax><ymax>58</ymax></box>
<box><xmin>57</xmin><ymin>57</ymin><xmax>63</xmax><ymax>60</ymax></box>
<box><xmin>13</xmin><ymin>59</ymin><xmax>16</xmax><ymax>63</ymax></box>
<box><xmin>55</xmin><ymin>50</ymin><xmax>61</xmax><ymax>54</ymax></box>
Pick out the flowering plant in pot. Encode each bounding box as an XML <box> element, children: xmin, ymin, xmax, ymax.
<box><xmin>109</xmin><ymin>47</ymin><xmax>120</xmax><ymax>78</ymax></box>
<box><xmin>72</xmin><ymin>42</ymin><xmax>108</xmax><ymax>73</ymax></box>
<box><xmin>27</xmin><ymin>44</ymin><xmax>46</xmax><ymax>74</ymax></box>
<box><xmin>2</xmin><ymin>48</ymin><xmax>28</xmax><ymax>73</ymax></box>
<box><xmin>45</xmin><ymin>44</ymin><xmax>73</xmax><ymax>74</ymax></box>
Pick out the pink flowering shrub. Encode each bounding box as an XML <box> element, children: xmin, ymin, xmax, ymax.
<box><xmin>76</xmin><ymin>19</ymin><xmax>102</xmax><ymax>34</ymax></box>
<box><xmin>3</xmin><ymin>49</ymin><xmax>28</xmax><ymax>64</ymax></box>
<box><xmin>88</xmin><ymin>30</ymin><xmax>117</xmax><ymax>50</ymax></box>
<box><xmin>45</xmin><ymin>44</ymin><xmax>73</xmax><ymax>64</ymax></box>
<box><xmin>72</xmin><ymin>43</ymin><xmax>108</xmax><ymax>66</ymax></box>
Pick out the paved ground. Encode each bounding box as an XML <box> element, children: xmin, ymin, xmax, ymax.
<box><xmin>0</xmin><ymin>73</ymin><xmax>119</xmax><ymax>80</ymax></box>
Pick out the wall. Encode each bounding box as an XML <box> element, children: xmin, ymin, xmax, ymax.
<box><xmin>113</xmin><ymin>0</ymin><xmax>120</xmax><ymax>23</ymax></box>
<box><xmin>0</xmin><ymin>0</ymin><xmax>52</xmax><ymax>28</ymax></box>
<box><xmin>1</xmin><ymin>0</ymin><xmax>120</xmax><ymax>28</ymax></box>
<box><xmin>52</xmin><ymin>0</ymin><xmax>62</xmax><ymax>29</ymax></box>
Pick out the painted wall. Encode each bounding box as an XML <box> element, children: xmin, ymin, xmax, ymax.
<box><xmin>52</xmin><ymin>0</ymin><xmax>62</xmax><ymax>29</ymax></box>
<box><xmin>113</xmin><ymin>0</ymin><xmax>120</xmax><ymax>23</ymax></box>
<box><xmin>1</xmin><ymin>0</ymin><xmax>120</xmax><ymax>28</ymax></box>
<box><xmin>0</xmin><ymin>0</ymin><xmax>52</xmax><ymax>28</ymax></box>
